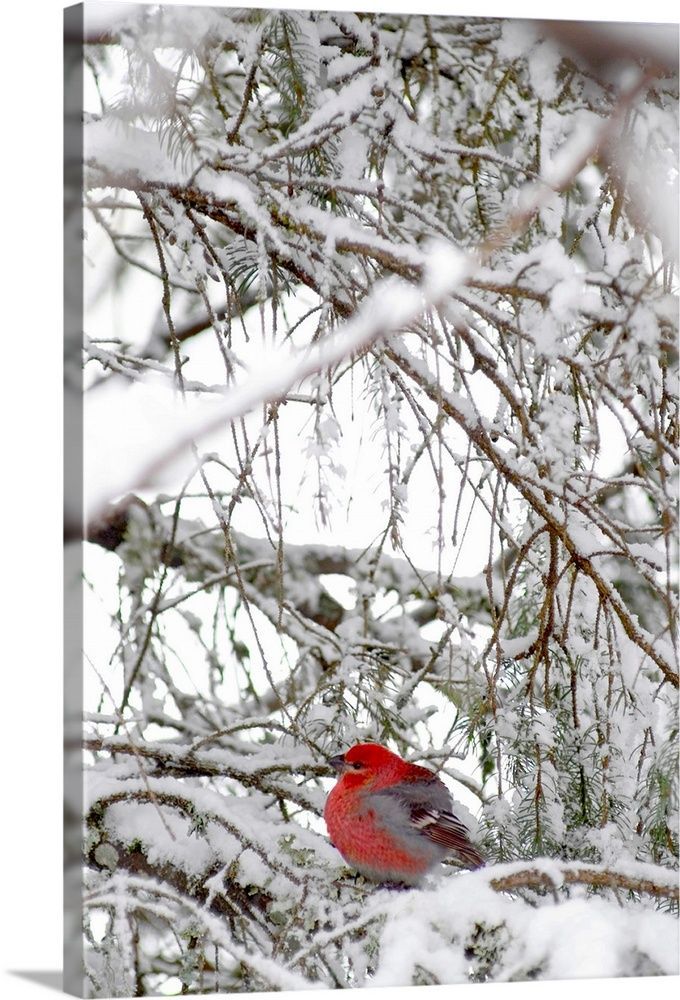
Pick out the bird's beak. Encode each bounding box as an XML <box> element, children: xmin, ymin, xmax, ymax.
<box><xmin>329</xmin><ymin>754</ymin><xmax>346</xmax><ymax>773</ymax></box>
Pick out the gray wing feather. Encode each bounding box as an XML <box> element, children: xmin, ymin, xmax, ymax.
<box><xmin>372</xmin><ymin>775</ymin><xmax>484</xmax><ymax>868</ymax></box>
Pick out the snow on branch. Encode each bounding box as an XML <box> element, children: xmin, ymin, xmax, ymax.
<box><xmin>80</xmin><ymin>8</ymin><xmax>678</xmax><ymax>994</ymax></box>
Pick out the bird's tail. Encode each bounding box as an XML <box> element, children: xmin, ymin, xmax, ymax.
<box><xmin>457</xmin><ymin>842</ymin><xmax>485</xmax><ymax>869</ymax></box>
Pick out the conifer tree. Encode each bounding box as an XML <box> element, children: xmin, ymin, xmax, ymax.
<box><xmin>76</xmin><ymin>6</ymin><xmax>678</xmax><ymax>994</ymax></box>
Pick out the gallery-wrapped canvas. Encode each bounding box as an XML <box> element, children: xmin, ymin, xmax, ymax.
<box><xmin>64</xmin><ymin>3</ymin><xmax>679</xmax><ymax>996</ymax></box>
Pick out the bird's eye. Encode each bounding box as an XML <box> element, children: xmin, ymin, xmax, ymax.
<box><xmin>351</xmin><ymin>761</ymin><xmax>363</xmax><ymax>770</ymax></box>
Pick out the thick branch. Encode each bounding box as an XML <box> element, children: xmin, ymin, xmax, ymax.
<box><xmin>490</xmin><ymin>865</ymin><xmax>679</xmax><ymax>902</ymax></box>
<box><xmin>85</xmin><ymin>495</ymin><xmax>492</xmax><ymax>631</ymax></box>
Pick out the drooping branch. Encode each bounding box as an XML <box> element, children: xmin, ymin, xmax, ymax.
<box><xmin>386</xmin><ymin>341</ymin><xmax>679</xmax><ymax>689</ymax></box>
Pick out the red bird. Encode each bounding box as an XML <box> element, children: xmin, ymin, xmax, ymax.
<box><xmin>324</xmin><ymin>742</ymin><xmax>484</xmax><ymax>885</ymax></box>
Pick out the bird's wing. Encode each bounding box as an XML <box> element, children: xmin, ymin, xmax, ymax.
<box><xmin>372</xmin><ymin>774</ymin><xmax>485</xmax><ymax>868</ymax></box>
<box><xmin>408</xmin><ymin>805</ymin><xmax>485</xmax><ymax>866</ymax></box>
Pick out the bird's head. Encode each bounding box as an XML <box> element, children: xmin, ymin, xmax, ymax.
<box><xmin>328</xmin><ymin>742</ymin><xmax>402</xmax><ymax>788</ymax></box>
